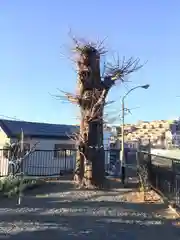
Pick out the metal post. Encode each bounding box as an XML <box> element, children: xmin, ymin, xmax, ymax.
<box><xmin>119</xmin><ymin>84</ymin><xmax>150</xmax><ymax>186</ymax></box>
<box><xmin>121</xmin><ymin>99</ymin><xmax>125</xmax><ymax>184</ymax></box>
<box><xmin>20</xmin><ymin>129</ymin><xmax>24</xmax><ymax>172</ymax></box>
<box><xmin>18</xmin><ymin>129</ymin><xmax>24</xmax><ymax>205</ymax></box>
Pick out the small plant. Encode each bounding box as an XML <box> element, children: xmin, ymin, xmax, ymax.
<box><xmin>0</xmin><ymin>131</ymin><xmax>43</xmax><ymax>203</ymax></box>
<box><xmin>137</xmin><ymin>164</ymin><xmax>149</xmax><ymax>201</ymax></box>
<box><xmin>0</xmin><ymin>176</ymin><xmax>42</xmax><ymax>198</ymax></box>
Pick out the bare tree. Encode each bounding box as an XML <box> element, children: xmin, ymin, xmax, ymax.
<box><xmin>3</xmin><ymin>130</ymin><xmax>39</xmax><ymax>175</ymax></box>
<box><xmin>59</xmin><ymin>37</ymin><xmax>143</xmax><ymax>188</ymax></box>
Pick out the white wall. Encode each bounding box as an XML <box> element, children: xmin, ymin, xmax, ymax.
<box><xmin>9</xmin><ymin>137</ymin><xmax>75</xmax><ymax>176</ymax></box>
<box><xmin>103</xmin><ymin>130</ymin><xmax>111</xmax><ymax>149</ymax></box>
<box><xmin>0</xmin><ymin>127</ymin><xmax>10</xmax><ymax>176</ymax></box>
<box><xmin>103</xmin><ymin>129</ymin><xmax>112</xmax><ymax>166</ymax></box>
<box><xmin>10</xmin><ymin>137</ymin><xmax>73</xmax><ymax>150</ymax></box>
<box><xmin>0</xmin><ymin>130</ymin><xmax>112</xmax><ymax>177</ymax></box>
<box><xmin>0</xmin><ymin>127</ymin><xmax>10</xmax><ymax>149</ymax></box>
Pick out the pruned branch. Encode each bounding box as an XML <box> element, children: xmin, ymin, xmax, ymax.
<box><xmin>68</xmin><ymin>29</ymin><xmax>108</xmax><ymax>55</ymax></box>
<box><xmin>104</xmin><ymin>57</ymin><xmax>144</xmax><ymax>83</ymax></box>
<box><xmin>104</xmin><ymin>106</ymin><xmax>139</xmax><ymax>125</ymax></box>
<box><xmin>57</xmin><ymin>89</ymin><xmax>80</xmax><ymax>103</ymax></box>
<box><xmin>51</xmin><ymin>89</ymin><xmax>80</xmax><ymax>104</ymax></box>
<box><xmin>89</xmin><ymin>89</ymin><xmax>106</xmax><ymax>121</ymax></box>
<box><xmin>66</xmin><ymin>130</ymin><xmax>86</xmax><ymax>146</ymax></box>
<box><xmin>79</xmin><ymin>151</ymin><xmax>87</xmax><ymax>164</ymax></box>
<box><xmin>4</xmin><ymin>140</ymin><xmax>39</xmax><ymax>175</ymax></box>
<box><xmin>71</xmin><ymin>37</ymin><xmax>107</xmax><ymax>56</ymax></box>
<box><xmin>104</xmin><ymin>100</ymin><xmax>115</xmax><ymax>106</ymax></box>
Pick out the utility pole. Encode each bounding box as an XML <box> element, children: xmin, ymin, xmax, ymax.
<box><xmin>120</xmin><ymin>84</ymin><xmax>150</xmax><ymax>185</ymax></box>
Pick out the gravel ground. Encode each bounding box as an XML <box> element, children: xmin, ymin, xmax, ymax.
<box><xmin>0</xmin><ymin>180</ymin><xmax>179</xmax><ymax>240</ymax></box>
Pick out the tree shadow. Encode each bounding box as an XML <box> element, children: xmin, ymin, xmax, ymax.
<box><xmin>0</xmin><ymin>179</ymin><xmax>179</xmax><ymax>239</ymax></box>
<box><xmin>23</xmin><ymin>176</ymin><xmax>129</xmax><ymax>195</ymax></box>
<box><xmin>0</xmin><ymin>179</ymin><xmax>166</xmax><ymax>209</ymax></box>
<box><xmin>0</xmin><ymin>207</ymin><xmax>179</xmax><ymax>240</ymax></box>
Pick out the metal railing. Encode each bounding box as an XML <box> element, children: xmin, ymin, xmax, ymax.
<box><xmin>0</xmin><ymin>149</ymin><xmax>115</xmax><ymax>177</ymax></box>
<box><xmin>0</xmin><ymin>148</ymin><xmax>138</xmax><ymax>178</ymax></box>
<box><xmin>139</xmin><ymin>151</ymin><xmax>180</xmax><ymax>208</ymax></box>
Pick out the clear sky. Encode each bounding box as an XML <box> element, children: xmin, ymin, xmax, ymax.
<box><xmin>0</xmin><ymin>0</ymin><xmax>180</xmax><ymax>125</ymax></box>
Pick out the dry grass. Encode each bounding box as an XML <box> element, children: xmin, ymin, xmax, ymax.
<box><xmin>126</xmin><ymin>189</ymin><xmax>163</xmax><ymax>203</ymax></box>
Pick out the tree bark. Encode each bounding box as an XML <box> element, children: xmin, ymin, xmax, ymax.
<box><xmin>74</xmin><ymin>47</ymin><xmax>106</xmax><ymax>188</ymax></box>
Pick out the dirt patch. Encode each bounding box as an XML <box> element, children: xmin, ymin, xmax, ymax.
<box><xmin>126</xmin><ymin>190</ymin><xmax>163</xmax><ymax>203</ymax></box>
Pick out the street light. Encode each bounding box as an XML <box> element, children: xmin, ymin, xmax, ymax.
<box><xmin>120</xmin><ymin>84</ymin><xmax>150</xmax><ymax>184</ymax></box>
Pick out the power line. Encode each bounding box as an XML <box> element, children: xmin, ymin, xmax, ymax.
<box><xmin>0</xmin><ymin>114</ymin><xmax>24</xmax><ymax>121</ymax></box>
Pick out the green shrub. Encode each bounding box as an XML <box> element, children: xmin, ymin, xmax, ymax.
<box><xmin>0</xmin><ymin>176</ymin><xmax>42</xmax><ymax>198</ymax></box>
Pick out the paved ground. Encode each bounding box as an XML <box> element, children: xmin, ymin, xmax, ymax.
<box><xmin>0</xmin><ymin>179</ymin><xmax>179</xmax><ymax>240</ymax></box>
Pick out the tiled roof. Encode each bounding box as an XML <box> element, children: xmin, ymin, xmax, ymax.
<box><xmin>0</xmin><ymin>119</ymin><xmax>79</xmax><ymax>139</ymax></box>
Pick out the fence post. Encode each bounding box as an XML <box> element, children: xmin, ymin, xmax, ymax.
<box><xmin>147</xmin><ymin>139</ymin><xmax>152</xmax><ymax>184</ymax></box>
<box><xmin>64</xmin><ymin>149</ymin><xmax>67</xmax><ymax>173</ymax></box>
<box><xmin>172</xmin><ymin>159</ymin><xmax>178</xmax><ymax>200</ymax></box>
<box><xmin>155</xmin><ymin>172</ymin><xmax>158</xmax><ymax>189</ymax></box>
<box><xmin>147</xmin><ymin>139</ymin><xmax>151</xmax><ymax>163</ymax></box>
<box><xmin>136</xmin><ymin>138</ymin><xmax>141</xmax><ymax>169</ymax></box>
<box><xmin>175</xmin><ymin>177</ymin><xmax>180</xmax><ymax>207</ymax></box>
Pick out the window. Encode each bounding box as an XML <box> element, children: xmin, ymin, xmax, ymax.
<box><xmin>54</xmin><ymin>144</ymin><xmax>75</xmax><ymax>158</ymax></box>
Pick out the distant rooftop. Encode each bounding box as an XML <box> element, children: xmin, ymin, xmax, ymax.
<box><xmin>0</xmin><ymin>119</ymin><xmax>79</xmax><ymax>139</ymax></box>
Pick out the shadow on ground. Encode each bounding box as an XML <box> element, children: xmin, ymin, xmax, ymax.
<box><xmin>0</xmin><ymin>180</ymin><xmax>179</xmax><ymax>239</ymax></box>
<box><xmin>0</xmin><ymin>179</ymin><xmax>135</xmax><ymax>208</ymax></box>
<box><xmin>0</xmin><ymin>202</ymin><xmax>179</xmax><ymax>240</ymax></box>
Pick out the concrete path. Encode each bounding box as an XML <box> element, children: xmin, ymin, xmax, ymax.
<box><xmin>0</xmin><ymin>180</ymin><xmax>179</xmax><ymax>239</ymax></box>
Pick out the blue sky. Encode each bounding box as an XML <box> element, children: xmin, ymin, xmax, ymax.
<box><xmin>0</xmin><ymin>0</ymin><xmax>180</xmax><ymax>125</ymax></box>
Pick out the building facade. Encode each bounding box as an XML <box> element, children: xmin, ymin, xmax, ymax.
<box><xmin>0</xmin><ymin>119</ymin><xmax>112</xmax><ymax>176</ymax></box>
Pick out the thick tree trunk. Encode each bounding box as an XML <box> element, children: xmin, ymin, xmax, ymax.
<box><xmin>73</xmin><ymin>46</ymin><xmax>107</xmax><ymax>188</ymax></box>
<box><xmin>75</xmin><ymin>120</ymin><xmax>105</xmax><ymax>188</ymax></box>
<box><xmin>87</xmin><ymin>121</ymin><xmax>105</xmax><ymax>186</ymax></box>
